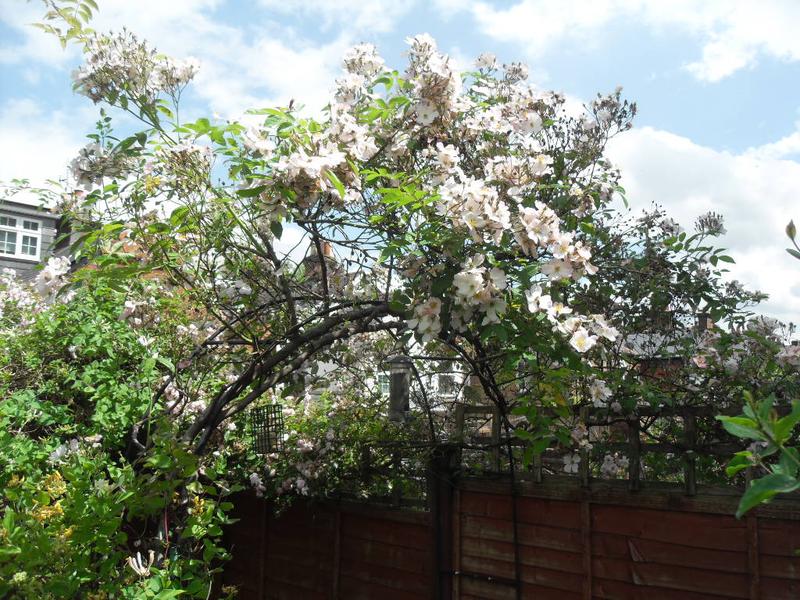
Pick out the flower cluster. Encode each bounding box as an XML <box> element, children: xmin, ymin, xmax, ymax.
<box><xmin>34</xmin><ymin>256</ymin><xmax>71</xmax><ymax>298</ymax></box>
<box><xmin>272</xmin><ymin>143</ymin><xmax>347</xmax><ymax>207</ymax></box>
<box><xmin>48</xmin><ymin>438</ymin><xmax>80</xmax><ymax>464</ymax></box>
<box><xmin>405</xmin><ymin>34</ymin><xmax>461</xmax><ymax>124</ymax></box>
<box><xmin>70</xmin><ymin>142</ymin><xmax>135</xmax><ymax>190</ymax></box>
<box><xmin>150</xmin><ymin>56</ymin><xmax>200</xmax><ymax>94</ymax></box>
<box><xmin>695</xmin><ymin>211</ymin><xmax>727</xmax><ymax>237</ymax></box>
<box><xmin>562</xmin><ymin>452</ymin><xmax>580</xmax><ymax>474</ymax></box>
<box><xmin>525</xmin><ymin>284</ymin><xmax>618</xmax><ymax>353</ymax></box>
<box><xmin>249</xmin><ymin>472</ymin><xmax>266</xmax><ymax>497</ymax></box>
<box><xmin>451</xmin><ymin>254</ymin><xmax>508</xmax><ymax>328</ymax></box>
<box><xmin>516</xmin><ymin>202</ymin><xmax>597</xmax><ymax>279</ymax></box>
<box><xmin>152</xmin><ymin>143</ymin><xmax>213</xmax><ymax>193</ymax></box>
<box><xmin>437</xmin><ymin>175</ymin><xmax>511</xmax><ymax>244</ymax></box>
<box><xmin>336</xmin><ymin>43</ymin><xmax>385</xmax><ymax>105</ymax></box>
<box><xmin>0</xmin><ymin>268</ymin><xmax>42</xmax><ymax>325</ymax></box>
<box><xmin>589</xmin><ymin>377</ymin><xmax>613</xmax><ymax>408</ymax></box>
<box><xmin>328</xmin><ymin>102</ymin><xmax>379</xmax><ymax>163</ymax></box>
<box><xmin>407</xmin><ymin>297</ymin><xmax>442</xmax><ymax>343</ymax></box>
<box><xmin>600</xmin><ymin>452</ymin><xmax>630</xmax><ymax>478</ymax></box>
<box><xmin>72</xmin><ymin>30</ymin><xmax>198</xmax><ymax>105</ymax></box>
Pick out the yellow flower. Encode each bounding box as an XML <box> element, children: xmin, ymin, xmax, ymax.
<box><xmin>32</xmin><ymin>501</ymin><xmax>64</xmax><ymax>523</ymax></box>
<box><xmin>44</xmin><ymin>471</ymin><xmax>67</xmax><ymax>497</ymax></box>
<box><xmin>144</xmin><ymin>175</ymin><xmax>162</xmax><ymax>195</ymax></box>
<box><xmin>7</xmin><ymin>474</ymin><xmax>22</xmax><ymax>488</ymax></box>
<box><xmin>189</xmin><ymin>495</ymin><xmax>205</xmax><ymax>515</ymax></box>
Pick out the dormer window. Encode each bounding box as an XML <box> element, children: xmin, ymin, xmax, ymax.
<box><xmin>0</xmin><ymin>214</ymin><xmax>41</xmax><ymax>261</ymax></box>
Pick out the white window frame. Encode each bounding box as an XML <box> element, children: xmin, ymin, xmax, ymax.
<box><xmin>0</xmin><ymin>214</ymin><xmax>42</xmax><ymax>261</ymax></box>
<box><xmin>377</xmin><ymin>373</ymin><xmax>391</xmax><ymax>396</ymax></box>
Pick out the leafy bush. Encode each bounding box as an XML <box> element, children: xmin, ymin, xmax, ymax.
<box><xmin>0</xmin><ymin>283</ymin><xmax>237</xmax><ymax>599</ymax></box>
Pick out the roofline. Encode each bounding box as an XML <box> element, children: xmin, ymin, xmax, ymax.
<box><xmin>0</xmin><ymin>199</ymin><xmax>61</xmax><ymax>220</ymax></box>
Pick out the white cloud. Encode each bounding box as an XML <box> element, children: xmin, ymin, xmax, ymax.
<box><xmin>471</xmin><ymin>0</ymin><xmax>617</xmax><ymax>58</ymax></box>
<box><xmin>459</xmin><ymin>0</ymin><xmax>800</xmax><ymax>83</ymax></box>
<box><xmin>746</xmin><ymin>125</ymin><xmax>800</xmax><ymax>161</ymax></box>
<box><xmin>273</xmin><ymin>224</ymin><xmax>310</xmax><ymax>264</ymax></box>
<box><xmin>0</xmin><ymin>1</ymin><xmax>368</xmax><ymax>121</ymax></box>
<box><xmin>257</xmin><ymin>0</ymin><xmax>417</xmax><ymax>34</ymax></box>
<box><xmin>0</xmin><ymin>0</ymin><xmax>80</xmax><ymax>67</ymax></box>
<box><xmin>678</xmin><ymin>1</ymin><xmax>800</xmax><ymax>82</ymax></box>
<box><xmin>607</xmin><ymin>126</ymin><xmax>800</xmax><ymax>323</ymax></box>
<box><xmin>0</xmin><ymin>98</ymin><xmax>88</xmax><ymax>186</ymax></box>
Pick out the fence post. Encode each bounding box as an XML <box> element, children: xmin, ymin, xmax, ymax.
<box><xmin>392</xmin><ymin>450</ymin><xmax>402</xmax><ymax>507</ymax></box>
<box><xmin>683</xmin><ymin>411</ymin><xmax>697</xmax><ymax>496</ymax></box>
<box><xmin>428</xmin><ymin>444</ymin><xmax>457</xmax><ymax>600</ymax></box>
<box><xmin>331</xmin><ymin>508</ymin><xmax>341</xmax><ymax>600</ymax></box>
<box><xmin>258</xmin><ymin>498</ymin><xmax>267</xmax><ymax>599</ymax></box>
<box><xmin>581</xmin><ymin>499</ymin><xmax>592</xmax><ymax>600</ymax></box>
<box><xmin>533</xmin><ymin>451</ymin><xmax>543</xmax><ymax>483</ymax></box>
<box><xmin>628</xmin><ymin>416</ymin><xmax>641</xmax><ymax>491</ymax></box>
<box><xmin>491</xmin><ymin>405</ymin><xmax>501</xmax><ymax>472</ymax></box>
<box><xmin>454</xmin><ymin>404</ymin><xmax>466</xmax><ymax>468</ymax></box>
<box><xmin>360</xmin><ymin>445</ymin><xmax>372</xmax><ymax>487</ymax></box>
<box><xmin>745</xmin><ymin>468</ymin><xmax>761</xmax><ymax>599</ymax></box>
<box><xmin>579</xmin><ymin>406</ymin><xmax>590</xmax><ymax>489</ymax></box>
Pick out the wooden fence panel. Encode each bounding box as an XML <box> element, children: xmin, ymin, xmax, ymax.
<box><xmin>223</xmin><ymin>495</ymin><xmax>435</xmax><ymax>599</ymax></box>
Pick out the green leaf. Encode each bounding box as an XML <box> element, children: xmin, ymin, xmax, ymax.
<box><xmin>736</xmin><ymin>473</ymin><xmax>800</xmax><ymax>518</ymax></box>
<box><xmin>156</xmin><ymin>356</ymin><xmax>175</xmax><ymax>372</ymax></box>
<box><xmin>325</xmin><ymin>170</ymin><xmax>346</xmax><ymax>199</ymax></box>
<box><xmin>725</xmin><ymin>452</ymin><xmax>752</xmax><ymax>477</ymax></box>
<box><xmin>787</xmin><ymin>248</ymin><xmax>800</xmax><ymax>261</ymax></box>
<box><xmin>774</xmin><ymin>401</ymin><xmax>800</xmax><ymax>444</ymax></box>
<box><xmin>715</xmin><ymin>416</ymin><xmax>764</xmax><ymax>440</ymax></box>
<box><xmin>153</xmin><ymin>589</ymin><xmax>184</xmax><ymax>600</ymax></box>
<box><xmin>2</xmin><ymin>510</ymin><xmax>14</xmax><ymax>534</ymax></box>
<box><xmin>237</xmin><ymin>185</ymin><xmax>268</xmax><ymax>198</ymax></box>
<box><xmin>169</xmin><ymin>206</ymin><xmax>190</xmax><ymax>226</ymax></box>
<box><xmin>0</xmin><ymin>546</ymin><xmax>21</xmax><ymax>558</ymax></box>
<box><xmin>270</xmin><ymin>220</ymin><xmax>283</xmax><ymax>239</ymax></box>
<box><xmin>777</xmin><ymin>447</ymin><xmax>800</xmax><ymax>478</ymax></box>
<box><xmin>531</xmin><ymin>437</ymin><xmax>551</xmax><ymax>455</ymax></box>
<box><xmin>758</xmin><ymin>395</ymin><xmax>775</xmax><ymax>420</ymax></box>
<box><xmin>482</xmin><ymin>324</ymin><xmax>508</xmax><ymax>342</ymax></box>
<box><xmin>431</xmin><ymin>273</ymin><xmax>453</xmax><ymax>296</ymax></box>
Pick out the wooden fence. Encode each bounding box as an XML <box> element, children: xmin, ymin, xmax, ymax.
<box><xmin>222</xmin><ymin>476</ymin><xmax>800</xmax><ymax>599</ymax></box>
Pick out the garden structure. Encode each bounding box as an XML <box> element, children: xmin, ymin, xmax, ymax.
<box><xmin>222</xmin><ymin>437</ymin><xmax>800</xmax><ymax>600</ymax></box>
<box><xmin>222</xmin><ymin>379</ymin><xmax>800</xmax><ymax>599</ymax></box>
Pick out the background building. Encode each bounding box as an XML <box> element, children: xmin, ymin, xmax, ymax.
<box><xmin>0</xmin><ymin>199</ymin><xmax>63</xmax><ymax>278</ymax></box>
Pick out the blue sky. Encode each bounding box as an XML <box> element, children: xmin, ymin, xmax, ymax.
<box><xmin>1</xmin><ymin>0</ymin><xmax>800</xmax><ymax>323</ymax></box>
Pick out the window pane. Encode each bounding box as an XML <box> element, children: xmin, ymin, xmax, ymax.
<box><xmin>378</xmin><ymin>374</ymin><xmax>391</xmax><ymax>395</ymax></box>
<box><xmin>0</xmin><ymin>216</ymin><xmax>17</xmax><ymax>228</ymax></box>
<box><xmin>23</xmin><ymin>220</ymin><xmax>39</xmax><ymax>231</ymax></box>
<box><xmin>21</xmin><ymin>235</ymin><xmax>38</xmax><ymax>255</ymax></box>
<box><xmin>0</xmin><ymin>231</ymin><xmax>17</xmax><ymax>254</ymax></box>
<box><xmin>438</xmin><ymin>374</ymin><xmax>458</xmax><ymax>395</ymax></box>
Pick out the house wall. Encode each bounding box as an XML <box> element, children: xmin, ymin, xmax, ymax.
<box><xmin>0</xmin><ymin>201</ymin><xmax>60</xmax><ymax>280</ymax></box>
